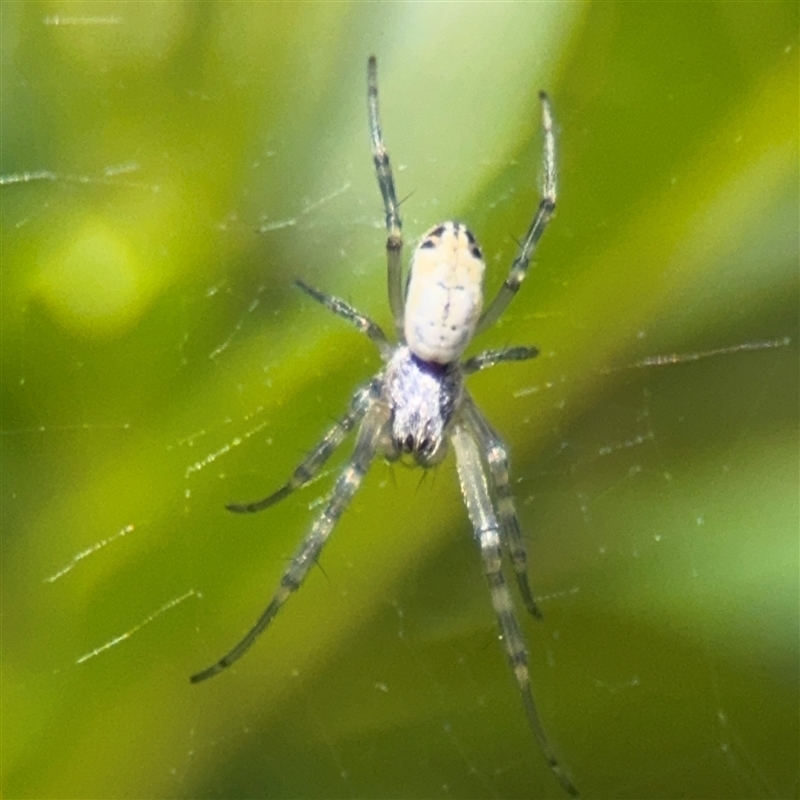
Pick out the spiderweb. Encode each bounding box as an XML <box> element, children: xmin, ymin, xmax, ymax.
<box><xmin>2</xmin><ymin>5</ymin><xmax>797</xmax><ymax>799</ymax></box>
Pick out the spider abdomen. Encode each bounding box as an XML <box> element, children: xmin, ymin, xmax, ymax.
<box><xmin>404</xmin><ymin>221</ymin><xmax>485</xmax><ymax>364</ymax></box>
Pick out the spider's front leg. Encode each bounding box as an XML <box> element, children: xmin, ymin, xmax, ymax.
<box><xmin>451</xmin><ymin>422</ymin><xmax>577</xmax><ymax>797</ymax></box>
<box><xmin>227</xmin><ymin>378</ymin><xmax>382</xmax><ymax>514</ymax></box>
<box><xmin>461</xmin><ymin>396</ymin><xmax>542</xmax><ymax>618</ymax></box>
<box><xmin>191</xmin><ymin>400</ymin><xmax>391</xmax><ymax>683</ymax></box>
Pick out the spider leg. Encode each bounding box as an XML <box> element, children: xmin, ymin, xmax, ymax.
<box><xmin>192</xmin><ymin>401</ymin><xmax>390</xmax><ymax>684</ymax></box>
<box><xmin>295</xmin><ymin>279</ymin><xmax>392</xmax><ymax>360</ymax></box>
<box><xmin>451</xmin><ymin>422</ymin><xmax>577</xmax><ymax>797</ymax></box>
<box><xmin>462</xmin><ymin>345</ymin><xmax>539</xmax><ymax>375</ymax></box>
<box><xmin>476</xmin><ymin>91</ymin><xmax>556</xmax><ymax>335</ymax></box>
<box><xmin>461</xmin><ymin>396</ymin><xmax>541</xmax><ymax>618</ymax></box>
<box><xmin>367</xmin><ymin>55</ymin><xmax>404</xmax><ymax>339</ymax></box>
<box><xmin>227</xmin><ymin>378</ymin><xmax>383</xmax><ymax>514</ymax></box>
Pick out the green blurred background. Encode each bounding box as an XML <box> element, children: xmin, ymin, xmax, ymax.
<box><xmin>1</xmin><ymin>2</ymin><xmax>797</xmax><ymax>798</ymax></box>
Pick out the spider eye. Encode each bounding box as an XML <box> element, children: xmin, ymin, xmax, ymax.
<box><xmin>419</xmin><ymin>436</ymin><xmax>432</xmax><ymax>454</ymax></box>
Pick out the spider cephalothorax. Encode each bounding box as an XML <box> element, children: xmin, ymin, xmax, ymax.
<box><xmin>384</xmin><ymin>346</ymin><xmax>462</xmax><ymax>466</ymax></box>
<box><xmin>191</xmin><ymin>56</ymin><xmax>576</xmax><ymax>797</ymax></box>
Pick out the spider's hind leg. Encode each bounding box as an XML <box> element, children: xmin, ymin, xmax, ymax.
<box><xmin>367</xmin><ymin>56</ymin><xmax>404</xmax><ymax>339</ymax></box>
<box><xmin>476</xmin><ymin>91</ymin><xmax>556</xmax><ymax>335</ymax></box>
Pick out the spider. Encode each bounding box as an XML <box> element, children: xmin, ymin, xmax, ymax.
<box><xmin>191</xmin><ymin>56</ymin><xmax>577</xmax><ymax>797</ymax></box>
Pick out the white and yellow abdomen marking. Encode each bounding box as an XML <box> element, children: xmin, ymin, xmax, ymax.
<box><xmin>404</xmin><ymin>221</ymin><xmax>485</xmax><ymax>364</ymax></box>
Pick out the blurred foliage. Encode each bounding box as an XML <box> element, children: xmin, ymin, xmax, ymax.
<box><xmin>1</xmin><ymin>2</ymin><xmax>798</xmax><ymax>799</ymax></box>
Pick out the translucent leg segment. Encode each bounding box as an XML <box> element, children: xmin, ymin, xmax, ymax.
<box><xmin>476</xmin><ymin>91</ymin><xmax>556</xmax><ymax>335</ymax></box>
<box><xmin>461</xmin><ymin>397</ymin><xmax>542</xmax><ymax>618</ymax></box>
<box><xmin>367</xmin><ymin>55</ymin><xmax>404</xmax><ymax>339</ymax></box>
<box><xmin>227</xmin><ymin>379</ymin><xmax>382</xmax><ymax>514</ymax></box>
<box><xmin>191</xmin><ymin>402</ymin><xmax>390</xmax><ymax>683</ymax></box>
<box><xmin>451</xmin><ymin>422</ymin><xmax>577</xmax><ymax>796</ymax></box>
<box><xmin>462</xmin><ymin>346</ymin><xmax>539</xmax><ymax>375</ymax></box>
<box><xmin>295</xmin><ymin>279</ymin><xmax>392</xmax><ymax>360</ymax></box>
